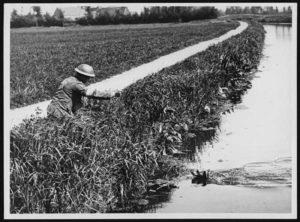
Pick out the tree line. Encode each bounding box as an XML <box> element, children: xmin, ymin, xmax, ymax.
<box><xmin>10</xmin><ymin>6</ymin><xmax>219</xmax><ymax>28</ymax></box>
<box><xmin>225</xmin><ymin>6</ymin><xmax>292</xmax><ymax>15</ymax></box>
<box><xmin>10</xmin><ymin>7</ymin><xmax>64</xmax><ymax>28</ymax></box>
<box><xmin>77</xmin><ymin>6</ymin><xmax>219</xmax><ymax>25</ymax></box>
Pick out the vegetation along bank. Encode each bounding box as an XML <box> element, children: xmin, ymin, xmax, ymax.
<box><xmin>10</xmin><ymin>21</ymin><xmax>265</xmax><ymax>213</ymax></box>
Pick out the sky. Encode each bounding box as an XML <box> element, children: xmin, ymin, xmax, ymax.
<box><xmin>7</xmin><ymin>3</ymin><xmax>292</xmax><ymax>15</ymax></box>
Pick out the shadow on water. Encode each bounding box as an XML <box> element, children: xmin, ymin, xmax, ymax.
<box><xmin>110</xmin><ymin>190</ymin><xmax>173</xmax><ymax>213</ymax></box>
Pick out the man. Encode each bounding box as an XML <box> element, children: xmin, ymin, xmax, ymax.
<box><xmin>47</xmin><ymin>64</ymin><xmax>102</xmax><ymax>118</ymax></box>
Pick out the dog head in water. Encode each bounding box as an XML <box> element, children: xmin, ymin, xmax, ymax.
<box><xmin>191</xmin><ymin>170</ymin><xmax>208</xmax><ymax>186</ymax></box>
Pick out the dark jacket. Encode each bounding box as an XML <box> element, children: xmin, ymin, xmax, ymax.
<box><xmin>47</xmin><ymin>76</ymin><xmax>87</xmax><ymax>118</ymax></box>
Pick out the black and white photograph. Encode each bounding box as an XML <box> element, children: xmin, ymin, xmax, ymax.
<box><xmin>3</xmin><ymin>1</ymin><xmax>297</xmax><ymax>219</ymax></box>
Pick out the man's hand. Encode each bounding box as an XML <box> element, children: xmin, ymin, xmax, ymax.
<box><xmin>114</xmin><ymin>91</ymin><xmax>121</xmax><ymax>97</ymax></box>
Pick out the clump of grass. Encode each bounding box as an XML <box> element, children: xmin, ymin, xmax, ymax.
<box><xmin>10</xmin><ymin>21</ymin><xmax>265</xmax><ymax>213</ymax></box>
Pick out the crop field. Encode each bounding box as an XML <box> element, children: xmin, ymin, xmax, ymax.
<box><xmin>10</xmin><ymin>20</ymin><xmax>238</xmax><ymax>109</ymax></box>
<box><xmin>10</xmin><ymin>21</ymin><xmax>265</xmax><ymax>213</ymax></box>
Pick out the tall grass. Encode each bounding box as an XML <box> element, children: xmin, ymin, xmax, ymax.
<box><xmin>10</xmin><ymin>21</ymin><xmax>265</xmax><ymax>213</ymax></box>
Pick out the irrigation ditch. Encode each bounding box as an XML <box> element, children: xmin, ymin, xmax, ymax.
<box><xmin>144</xmin><ymin>23</ymin><xmax>293</xmax><ymax>214</ymax></box>
<box><xmin>10</xmin><ymin>20</ymin><xmax>265</xmax><ymax>213</ymax></box>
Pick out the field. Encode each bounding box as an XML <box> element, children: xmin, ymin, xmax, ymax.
<box><xmin>10</xmin><ymin>21</ymin><xmax>265</xmax><ymax>213</ymax></box>
<box><xmin>10</xmin><ymin>20</ymin><xmax>238</xmax><ymax>109</ymax></box>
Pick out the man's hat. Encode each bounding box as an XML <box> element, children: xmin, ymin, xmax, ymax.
<box><xmin>75</xmin><ymin>64</ymin><xmax>95</xmax><ymax>77</ymax></box>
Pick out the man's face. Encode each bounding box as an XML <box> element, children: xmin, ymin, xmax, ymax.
<box><xmin>76</xmin><ymin>73</ymin><xmax>89</xmax><ymax>83</ymax></box>
<box><xmin>82</xmin><ymin>76</ymin><xmax>90</xmax><ymax>84</ymax></box>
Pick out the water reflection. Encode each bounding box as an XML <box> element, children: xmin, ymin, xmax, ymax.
<box><xmin>195</xmin><ymin>23</ymin><xmax>293</xmax><ymax>171</ymax></box>
<box><xmin>273</xmin><ymin>24</ymin><xmax>292</xmax><ymax>41</ymax></box>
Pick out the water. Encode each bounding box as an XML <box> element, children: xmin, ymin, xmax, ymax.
<box><xmin>146</xmin><ymin>24</ymin><xmax>295</xmax><ymax>213</ymax></box>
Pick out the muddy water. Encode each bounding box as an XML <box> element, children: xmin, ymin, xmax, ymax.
<box><xmin>146</xmin><ymin>24</ymin><xmax>295</xmax><ymax>214</ymax></box>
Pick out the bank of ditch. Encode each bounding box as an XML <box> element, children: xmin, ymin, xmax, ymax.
<box><xmin>10</xmin><ymin>21</ymin><xmax>265</xmax><ymax>213</ymax></box>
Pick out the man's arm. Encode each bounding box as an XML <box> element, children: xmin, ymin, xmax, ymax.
<box><xmin>75</xmin><ymin>82</ymin><xmax>120</xmax><ymax>100</ymax></box>
<box><xmin>86</xmin><ymin>89</ymin><xmax>121</xmax><ymax>100</ymax></box>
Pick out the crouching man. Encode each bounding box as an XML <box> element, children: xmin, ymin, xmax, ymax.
<box><xmin>47</xmin><ymin>64</ymin><xmax>104</xmax><ymax>119</ymax></box>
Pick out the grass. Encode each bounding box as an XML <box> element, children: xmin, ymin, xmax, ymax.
<box><xmin>10</xmin><ymin>20</ymin><xmax>265</xmax><ymax>213</ymax></box>
<box><xmin>10</xmin><ymin>19</ymin><xmax>238</xmax><ymax>109</ymax></box>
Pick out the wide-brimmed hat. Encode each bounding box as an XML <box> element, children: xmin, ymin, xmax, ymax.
<box><xmin>75</xmin><ymin>64</ymin><xmax>95</xmax><ymax>77</ymax></box>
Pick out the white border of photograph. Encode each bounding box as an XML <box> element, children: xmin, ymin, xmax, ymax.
<box><xmin>4</xmin><ymin>2</ymin><xmax>297</xmax><ymax>219</ymax></box>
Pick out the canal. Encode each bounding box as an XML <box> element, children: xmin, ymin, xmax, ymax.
<box><xmin>146</xmin><ymin>24</ymin><xmax>296</xmax><ymax>215</ymax></box>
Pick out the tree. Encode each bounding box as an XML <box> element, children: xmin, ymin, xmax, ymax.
<box><xmin>283</xmin><ymin>7</ymin><xmax>286</xmax><ymax>13</ymax></box>
<box><xmin>84</xmin><ymin>6</ymin><xmax>94</xmax><ymax>24</ymax></box>
<box><xmin>32</xmin><ymin>6</ymin><xmax>41</xmax><ymax>17</ymax></box>
<box><xmin>11</xmin><ymin>9</ymin><xmax>19</xmax><ymax>27</ymax></box>
<box><xmin>84</xmin><ymin>6</ymin><xmax>92</xmax><ymax>19</ymax></box>
<box><xmin>43</xmin><ymin>12</ymin><xmax>63</xmax><ymax>27</ymax></box>
<box><xmin>53</xmin><ymin>8</ymin><xmax>64</xmax><ymax>20</ymax></box>
<box><xmin>11</xmin><ymin>9</ymin><xmax>18</xmax><ymax>18</ymax></box>
<box><xmin>263</xmin><ymin>6</ymin><xmax>274</xmax><ymax>14</ymax></box>
<box><xmin>11</xmin><ymin>9</ymin><xmax>19</xmax><ymax>24</ymax></box>
<box><xmin>225</xmin><ymin>6</ymin><xmax>242</xmax><ymax>14</ymax></box>
<box><xmin>225</xmin><ymin>7</ymin><xmax>231</xmax><ymax>14</ymax></box>
<box><xmin>243</xmin><ymin>7</ymin><xmax>251</xmax><ymax>14</ymax></box>
<box><xmin>32</xmin><ymin>6</ymin><xmax>42</xmax><ymax>26</ymax></box>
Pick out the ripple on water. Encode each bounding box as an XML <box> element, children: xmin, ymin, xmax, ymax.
<box><xmin>208</xmin><ymin>157</ymin><xmax>292</xmax><ymax>188</ymax></box>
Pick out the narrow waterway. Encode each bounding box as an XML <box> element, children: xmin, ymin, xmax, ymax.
<box><xmin>146</xmin><ymin>24</ymin><xmax>295</xmax><ymax>214</ymax></box>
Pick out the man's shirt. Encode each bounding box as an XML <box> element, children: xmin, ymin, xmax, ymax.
<box><xmin>47</xmin><ymin>76</ymin><xmax>87</xmax><ymax>117</ymax></box>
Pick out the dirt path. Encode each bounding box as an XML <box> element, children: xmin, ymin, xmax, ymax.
<box><xmin>9</xmin><ymin>21</ymin><xmax>248</xmax><ymax>129</ymax></box>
